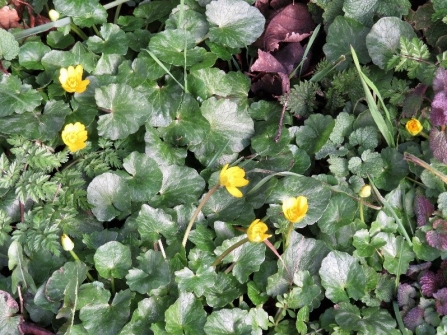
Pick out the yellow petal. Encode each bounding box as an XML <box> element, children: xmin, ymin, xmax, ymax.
<box><xmin>226</xmin><ymin>186</ymin><xmax>243</xmax><ymax>198</ymax></box>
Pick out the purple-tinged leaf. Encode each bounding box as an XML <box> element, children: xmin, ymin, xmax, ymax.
<box><xmin>433</xmin><ymin>67</ymin><xmax>447</xmax><ymax>93</ymax></box>
<box><xmin>430</xmin><ymin>91</ymin><xmax>447</xmax><ymax>126</ymax></box>
<box><xmin>406</xmin><ymin>261</ymin><xmax>432</xmax><ymax>279</ymax></box>
<box><xmin>402</xmin><ymin>84</ymin><xmax>427</xmax><ymax>118</ymax></box>
<box><xmin>414</xmin><ymin>194</ymin><xmax>434</xmax><ymax>227</ymax></box>
<box><xmin>434</xmin><ymin>287</ymin><xmax>447</xmax><ymax>315</ymax></box>
<box><xmin>420</xmin><ymin>270</ymin><xmax>438</xmax><ymax>297</ymax></box>
<box><xmin>397</xmin><ymin>283</ymin><xmax>417</xmax><ymax>308</ymax></box>
<box><xmin>430</xmin><ymin>127</ymin><xmax>447</xmax><ymax>164</ymax></box>
<box><xmin>403</xmin><ymin>306</ymin><xmax>424</xmax><ymax>331</ymax></box>
<box><xmin>426</xmin><ymin>219</ymin><xmax>447</xmax><ymax>251</ymax></box>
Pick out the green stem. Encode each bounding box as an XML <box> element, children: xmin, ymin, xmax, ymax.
<box><xmin>103</xmin><ymin>0</ymin><xmax>131</xmax><ymax>10</ymax></box>
<box><xmin>113</xmin><ymin>4</ymin><xmax>122</xmax><ymax>24</ymax></box>
<box><xmin>182</xmin><ymin>184</ymin><xmax>220</xmax><ymax>247</ymax></box>
<box><xmin>359</xmin><ymin>198</ymin><xmax>364</xmax><ymax>223</ymax></box>
<box><xmin>92</xmin><ymin>25</ymin><xmax>101</xmax><ymax>37</ymax></box>
<box><xmin>70</xmin><ymin>23</ymin><xmax>88</xmax><ymax>40</ymax></box>
<box><xmin>69</xmin><ymin>250</ymin><xmax>95</xmax><ymax>281</ymax></box>
<box><xmin>212</xmin><ymin>237</ymin><xmax>249</xmax><ymax>267</ymax></box>
<box><xmin>111</xmin><ymin>277</ymin><xmax>115</xmax><ymax>295</ymax></box>
<box><xmin>420</xmin><ymin>131</ymin><xmax>430</xmax><ymax>140</ymax></box>
<box><xmin>285</xmin><ymin>222</ymin><xmax>294</xmax><ymax>249</ymax></box>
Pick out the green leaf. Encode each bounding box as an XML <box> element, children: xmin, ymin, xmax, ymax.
<box><xmin>203</xmin><ymin>272</ymin><xmax>244</xmax><ymax>308</ymax></box>
<box><xmin>349</xmin><ymin>126</ymin><xmax>378</xmax><ymax>153</ymax></box>
<box><xmin>288</xmin><ymin>271</ymin><xmax>323</xmax><ymax>310</ymax></box>
<box><xmin>353</xmin><ymin>229</ymin><xmax>386</xmax><ymax>257</ymax></box>
<box><xmin>77</xmin><ymin>282</ymin><xmax>109</xmax><ymax>310</ymax></box>
<box><xmin>318</xmin><ymin>192</ymin><xmax>358</xmax><ymax>234</ymax></box>
<box><xmin>133</xmin><ymin>0</ymin><xmax>178</xmax><ymax>24</ymax></box>
<box><xmin>122</xmin><ymin>152</ymin><xmax>162</xmax><ymax>202</ymax></box>
<box><xmin>215</xmin><ymin>235</ymin><xmax>266</xmax><ymax>283</ymax></box>
<box><xmin>0</xmin><ymin>28</ymin><xmax>19</xmax><ymax>61</ymax></box>
<box><xmin>54</xmin><ymin>0</ymin><xmax>106</xmax><ymax>27</ymax></box>
<box><xmin>126</xmin><ymin>250</ymin><xmax>171</xmax><ymax>294</ymax></box>
<box><xmin>0</xmin><ymin>75</ymin><xmax>42</xmax><ymax>116</ymax></box>
<box><xmin>165</xmin><ymin>4</ymin><xmax>209</xmax><ymax>43</ymax></box>
<box><xmin>8</xmin><ymin>241</ymin><xmax>36</xmax><ymax>294</ymax></box>
<box><xmin>165</xmin><ymin>292</ymin><xmax>207</xmax><ymax>335</ymax></box>
<box><xmin>378</xmin><ymin>233</ymin><xmax>414</xmax><ymax>275</ymax></box>
<box><xmin>96</xmin><ymin>83</ymin><xmax>152</xmax><ymax>140</ymax></box>
<box><xmin>136</xmin><ymin>204</ymin><xmax>178</xmax><ymax>243</ymax></box>
<box><xmin>319</xmin><ymin>251</ymin><xmax>367</xmax><ymax>303</ymax></box>
<box><xmin>175</xmin><ymin>265</ymin><xmax>217</xmax><ymax>296</ymax></box>
<box><xmin>342</xmin><ymin>0</ymin><xmax>377</xmax><ymax>26</ymax></box>
<box><xmin>87</xmin><ymin>172</ymin><xmax>131</xmax><ymax>222</ymax></box>
<box><xmin>144</xmin><ymin>125</ymin><xmax>187</xmax><ymax>166</ymax></box>
<box><xmin>206</xmin><ymin>0</ymin><xmax>265</xmax><ymax>48</ymax></box>
<box><xmin>204</xmin><ymin>308</ymin><xmax>251</xmax><ymax>335</ymax></box>
<box><xmin>0</xmin><ymin>291</ymin><xmax>21</xmax><ymax>335</ymax></box>
<box><xmin>18</xmin><ymin>41</ymin><xmax>51</xmax><ymax>70</ymax></box>
<box><xmin>323</xmin><ymin>16</ymin><xmax>371</xmax><ymax>69</ymax></box>
<box><xmin>202</xmin><ymin>187</ymin><xmax>252</xmax><ymax>222</ymax></box>
<box><xmin>87</xmin><ymin>23</ymin><xmax>128</xmax><ymax>55</ymax></box>
<box><xmin>374</xmin><ymin>148</ymin><xmax>409</xmax><ymax>191</ymax></box>
<box><xmin>79</xmin><ymin>289</ymin><xmax>135</xmax><ymax>335</ymax></box>
<box><xmin>45</xmin><ymin>261</ymin><xmax>87</xmax><ymax>302</ymax></box>
<box><xmin>348</xmin><ymin>150</ymin><xmax>384</xmax><ymax>178</ymax></box>
<box><xmin>94</xmin><ymin>241</ymin><xmax>131</xmax><ymax>279</ymax></box>
<box><xmin>47</xmin><ymin>31</ymin><xmax>76</xmax><ymax>49</ymax></box>
<box><xmin>295</xmin><ymin>114</ymin><xmax>335</xmax><ymax>154</ymax></box>
<box><xmin>366</xmin><ymin>17</ymin><xmax>416</xmax><ymax>69</ymax></box>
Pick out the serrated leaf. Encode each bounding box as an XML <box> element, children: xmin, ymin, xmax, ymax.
<box><xmin>0</xmin><ymin>75</ymin><xmax>42</xmax><ymax>116</ymax></box>
<box><xmin>348</xmin><ymin>150</ymin><xmax>384</xmax><ymax>178</ymax></box>
<box><xmin>96</xmin><ymin>83</ymin><xmax>152</xmax><ymax>140</ymax></box>
<box><xmin>374</xmin><ymin>148</ymin><xmax>409</xmax><ymax>191</ymax></box>
<box><xmin>165</xmin><ymin>292</ymin><xmax>206</xmax><ymax>335</ymax></box>
<box><xmin>349</xmin><ymin>126</ymin><xmax>378</xmax><ymax>152</ymax></box>
<box><xmin>0</xmin><ymin>28</ymin><xmax>19</xmax><ymax>61</ymax></box>
<box><xmin>319</xmin><ymin>251</ymin><xmax>367</xmax><ymax>303</ymax></box>
<box><xmin>136</xmin><ymin>204</ymin><xmax>178</xmax><ymax>243</ymax></box>
<box><xmin>94</xmin><ymin>241</ymin><xmax>131</xmax><ymax>279</ymax></box>
<box><xmin>87</xmin><ymin>23</ymin><xmax>128</xmax><ymax>55</ymax></box>
<box><xmin>353</xmin><ymin>229</ymin><xmax>386</xmax><ymax>257</ymax></box>
<box><xmin>295</xmin><ymin>114</ymin><xmax>335</xmax><ymax>154</ymax></box>
<box><xmin>87</xmin><ymin>172</ymin><xmax>131</xmax><ymax>222</ymax></box>
<box><xmin>0</xmin><ymin>291</ymin><xmax>20</xmax><ymax>335</ymax></box>
<box><xmin>206</xmin><ymin>0</ymin><xmax>265</xmax><ymax>48</ymax></box>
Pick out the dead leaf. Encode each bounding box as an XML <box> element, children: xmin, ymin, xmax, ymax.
<box><xmin>272</xmin><ymin>42</ymin><xmax>304</xmax><ymax>74</ymax></box>
<box><xmin>0</xmin><ymin>6</ymin><xmax>20</xmax><ymax>29</ymax></box>
<box><xmin>251</xmin><ymin>49</ymin><xmax>287</xmax><ymax>73</ymax></box>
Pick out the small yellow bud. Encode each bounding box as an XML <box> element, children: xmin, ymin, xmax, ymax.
<box><xmin>61</xmin><ymin>234</ymin><xmax>74</xmax><ymax>251</ymax></box>
<box><xmin>359</xmin><ymin>185</ymin><xmax>371</xmax><ymax>198</ymax></box>
<box><xmin>49</xmin><ymin>9</ymin><xmax>60</xmax><ymax>22</ymax></box>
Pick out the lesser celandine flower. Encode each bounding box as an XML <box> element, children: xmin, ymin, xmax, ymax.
<box><xmin>61</xmin><ymin>234</ymin><xmax>74</xmax><ymax>251</ymax></box>
<box><xmin>219</xmin><ymin>164</ymin><xmax>249</xmax><ymax>198</ymax></box>
<box><xmin>61</xmin><ymin>122</ymin><xmax>88</xmax><ymax>152</ymax></box>
<box><xmin>59</xmin><ymin>65</ymin><xmax>90</xmax><ymax>93</ymax></box>
<box><xmin>406</xmin><ymin>118</ymin><xmax>423</xmax><ymax>136</ymax></box>
<box><xmin>247</xmin><ymin>219</ymin><xmax>271</xmax><ymax>243</ymax></box>
<box><xmin>282</xmin><ymin>196</ymin><xmax>308</xmax><ymax>223</ymax></box>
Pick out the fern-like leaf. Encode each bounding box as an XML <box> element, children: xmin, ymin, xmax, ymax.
<box><xmin>284</xmin><ymin>81</ymin><xmax>319</xmax><ymax>117</ymax></box>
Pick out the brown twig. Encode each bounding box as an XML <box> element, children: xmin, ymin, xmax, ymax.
<box><xmin>19</xmin><ymin>321</ymin><xmax>55</xmax><ymax>335</ymax></box>
<box><xmin>275</xmin><ymin>93</ymin><xmax>289</xmax><ymax>143</ymax></box>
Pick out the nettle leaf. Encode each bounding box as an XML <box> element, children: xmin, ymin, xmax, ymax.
<box><xmin>79</xmin><ymin>289</ymin><xmax>134</xmax><ymax>335</ymax></box>
<box><xmin>295</xmin><ymin>114</ymin><xmax>335</xmax><ymax>154</ymax></box>
<box><xmin>204</xmin><ymin>308</ymin><xmax>251</xmax><ymax>335</ymax></box>
<box><xmin>366</xmin><ymin>17</ymin><xmax>416</xmax><ymax>69</ymax></box>
<box><xmin>319</xmin><ymin>251</ymin><xmax>367</xmax><ymax>303</ymax></box>
<box><xmin>45</xmin><ymin>261</ymin><xmax>88</xmax><ymax>302</ymax></box>
<box><xmin>126</xmin><ymin>250</ymin><xmax>171</xmax><ymax>294</ymax></box>
<box><xmin>190</xmin><ymin>97</ymin><xmax>254</xmax><ymax>165</ymax></box>
<box><xmin>206</xmin><ymin>0</ymin><xmax>265</xmax><ymax>48</ymax></box>
<box><xmin>94</xmin><ymin>241</ymin><xmax>131</xmax><ymax>279</ymax></box>
<box><xmin>267</xmin><ymin>232</ymin><xmax>330</xmax><ymax>296</ymax></box>
<box><xmin>87</xmin><ymin>172</ymin><xmax>131</xmax><ymax>222</ymax></box>
<box><xmin>149</xmin><ymin>29</ymin><xmax>208</xmax><ymax>67</ymax></box>
<box><xmin>0</xmin><ymin>75</ymin><xmax>42</xmax><ymax>116</ymax></box>
<box><xmin>18</xmin><ymin>41</ymin><xmax>50</xmax><ymax>70</ymax></box>
<box><xmin>136</xmin><ymin>204</ymin><xmax>178</xmax><ymax>244</ymax></box>
<box><xmin>267</xmin><ymin>175</ymin><xmax>331</xmax><ymax>228</ymax></box>
<box><xmin>96</xmin><ymin>83</ymin><xmax>152</xmax><ymax>140</ymax></box>
<box><xmin>378</xmin><ymin>233</ymin><xmax>414</xmax><ymax>275</ymax></box>
<box><xmin>323</xmin><ymin>16</ymin><xmax>371</xmax><ymax>69</ymax></box>
<box><xmin>54</xmin><ymin>0</ymin><xmax>106</xmax><ymax>27</ymax></box>
<box><xmin>0</xmin><ymin>29</ymin><xmax>18</xmax><ymax>61</ymax></box>
<box><xmin>165</xmin><ymin>292</ymin><xmax>207</xmax><ymax>335</ymax></box>
<box><xmin>318</xmin><ymin>192</ymin><xmax>358</xmax><ymax>234</ymax></box>
<box><xmin>349</xmin><ymin>126</ymin><xmax>378</xmax><ymax>153</ymax></box>
<box><xmin>0</xmin><ymin>291</ymin><xmax>21</xmax><ymax>334</ymax></box>
<box><xmin>87</xmin><ymin>23</ymin><xmax>128</xmax><ymax>55</ymax></box>
<box><xmin>122</xmin><ymin>152</ymin><xmax>162</xmax><ymax>202</ymax></box>
<box><xmin>175</xmin><ymin>265</ymin><xmax>217</xmax><ymax>297</ymax></box>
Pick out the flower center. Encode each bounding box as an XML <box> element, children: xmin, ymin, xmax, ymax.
<box><xmin>67</xmin><ymin>78</ymin><xmax>78</xmax><ymax>88</ymax></box>
<box><xmin>67</xmin><ymin>133</ymin><xmax>77</xmax><ymax>143</ymax></box>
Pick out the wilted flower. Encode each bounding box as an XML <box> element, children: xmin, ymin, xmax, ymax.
<box><xmin>59</xmin><ymin>65</ymin><xmax>90</xmax><ymax>93</ymax></box>
<box><xmin>359</xmin><ymin>185</ymin><xmax>371</xmax><ymax>198</ymax></box>
<box><xmin>219</xmin><ymin>164</ymin><xmax>249</xmax><ymax>198</ymax></box>
<box><xmin>61</xmin><ymin>122</ymin><xmax>88</xmax><ymax>152</ymax></box>
<box><xmin>282</xmin><ymin>196</ymin><xmax>308</xmax><ymax>223</ymax></box>
<box><xmin>61</xmin><ymin>234</ymin><xmax>74</xmax><ymax>251</ymax></box>
<box><xmin>247</xmin><ymin>219</ymin><xmax>271</xmax><ymax>243</ymax></box>
<box><xmin>405</xmin><ymin>118</ymin><xmax>423</xmax><ymax>136</ymax></box>
<box><xmin>48</xmin><ymin>9</ymin><xmax>60</xmax><ymax>21</ymax></box>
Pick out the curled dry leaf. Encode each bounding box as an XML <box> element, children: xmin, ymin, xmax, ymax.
<box><xmin>0</xmin><ymin>6</ymin><xmax>20</xmax><ymax>29</ymax></box>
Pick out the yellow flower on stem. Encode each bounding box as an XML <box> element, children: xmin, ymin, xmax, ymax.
<box><xmin>247</xmin><ymin>219</ymin><xmax>272</xmax><ymax>243</ymax></box>
<box><xmin>405</xmin><ymin>118</ymin><xmax>423</xmax><ymax>136</ymax></box>
<box><xmin>59</xmin><ymin>65</ymin><xmax>90</xmax><ymax>93</ymax></box>
<box><xmin>219</xmin><ymin>164</ymin><xmax>249</xmax><ymax>198</ymax></box>
<box><xmin>61</xmin><ymin>122</ymin><xmax>88</xmax><ymax>152</ymax></box>
<box><xmin>282</xmin><ymin>196</ymin><xmax>308</xmax><ymax>223</ymax></box>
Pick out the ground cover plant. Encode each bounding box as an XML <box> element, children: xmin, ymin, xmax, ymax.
<box><xmin>1</xmin><ymin>0</ymin><xmax>447</xmax><ymax>334</ymax></box>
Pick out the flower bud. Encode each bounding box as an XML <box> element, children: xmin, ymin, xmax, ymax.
<box><xmin>49</xmin><ymin>9</ymin><xmax>60</xmax><ymax>22</ymax></box>
<box><xmin>359</xmin><ymin>185</ymin><xmax>371</xmax><ymax>198</ymax></box>
<box><xmin>61</xmin><ymin>234</ymin><xmax>74</xmax><ymax>251</ymax></box>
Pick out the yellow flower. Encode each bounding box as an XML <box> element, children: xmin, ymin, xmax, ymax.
<box><xmin>247</xmin><ymin>219</ymin><xmax>271</xmax><ymax>243</ymax></box>
<box><xmin>59</xmin><ymin>65</ymin><xmax>90</xmax><ymax>93</ymax></box>
<box><xmin>359</xmin><ymin>185</ymin><xmax>371</xmax><ymax>198</ymax></box>
<box><xmin>282</xmin><ymin>196</ymin><xmax>308</xmax><ymax>223</ymax></box>
<box><xmin>219</xmin><ymin>164</ymin><xmax>249</xmax><ymax>198</ymax></box>
<box><xmin>62</xmin><ymin>122</ymin><xmax>88</xmax><ymax>152</ymax></box>
<box><xmin>61</xmin><ymin>234</ymin><xmax>74</xmax><ymax>251</ymax></box>
<box><xmin>405</xmin><ymin>118</ymin><xmax>423</xmax><ymax>136</ymax></box>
